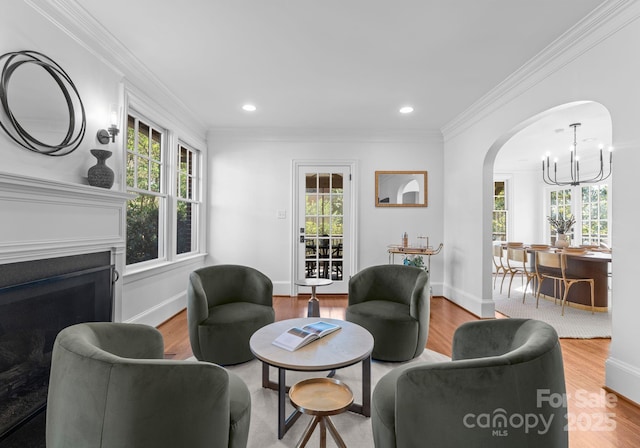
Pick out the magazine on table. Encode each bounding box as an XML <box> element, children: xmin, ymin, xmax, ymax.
<box><xmin>272</xmin><ymin>321</ymin><xmax>341</xmax><ymax>351</ymax></box>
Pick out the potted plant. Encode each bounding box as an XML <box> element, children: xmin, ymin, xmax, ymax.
<box><xmin>403</xmin><ymin>255</ymin><xmax>427</xmax><ymax>271</ymax></box>
<box><xmin>547</xmin><ymin>214</ymin><xmax>576</xmax><ymax>248</ymax></box>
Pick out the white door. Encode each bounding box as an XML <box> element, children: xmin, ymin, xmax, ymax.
<box><xmin>296</xmin><ymin>164</ymin><xmax>352</xmax><ymax>294</ymax></box>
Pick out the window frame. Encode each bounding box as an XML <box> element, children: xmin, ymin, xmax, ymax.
<box><xmin>492</xmin><ymin>180</ymin><xmax>508</xmax><ymax>241</ymax></box>
<box><xmin>544</xmin><ymin>181</ymin><xmax>611</xmax><ymax>246</ymax></box>
<box><xmin>174</xmin><ymin>141</ymin><xmax>201</xmax><ymax>258</ymax></box>
<box><xmin>124</xmin><ymin>108</ymin><xmax>203</xmax><ymax>273</ymax></box>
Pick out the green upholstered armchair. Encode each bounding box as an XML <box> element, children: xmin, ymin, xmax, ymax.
<box><xmin>188</xmin><ymin>264</ymin><xmax>275</xmax><ymax>365</ymax></box>
<box><xmin>46</xmin><ymin>322</ymin><xmax>251</xmax><ymax>448</ymax></box>
<box><xmin>372</xmin><ymin>319</ymin><xmax>568</xmax><ymax>448</ymax></box>
<box><xmin>345</xmin><ymin>264</ymin><xmax>429</xmax><ymax>361</ymax></box>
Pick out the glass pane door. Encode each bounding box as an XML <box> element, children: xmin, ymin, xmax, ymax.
<box><xmin>297</xmin><ymin>165</ymin><xmax>350</xmax><ymax>294</ymax></box>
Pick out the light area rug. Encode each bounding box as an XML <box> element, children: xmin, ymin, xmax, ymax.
<box><xmin>224</xmin><ymin>349</ymin><xmax>450</xmax><ymax>448</ymax></box>
<box><xmin>493</xmin><ymin>283</ymin><xmax>611</xmax><ymax>339</ymax></box>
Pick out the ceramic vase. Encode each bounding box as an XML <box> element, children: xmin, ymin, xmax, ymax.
<box><xmin>555</xmin><ymin>233</ymin><xmax>570</xmax><ymax>248</ymax></box>
<box><xmin>88</xmin><ymin>149</ymin><xmax>114</xmax><ymax>189</ymax></box>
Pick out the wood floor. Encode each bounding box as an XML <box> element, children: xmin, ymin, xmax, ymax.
<box><xmin>158</xmin><ymin>295</ymin><xmax>640</xmax><ymax>448</ymax></box>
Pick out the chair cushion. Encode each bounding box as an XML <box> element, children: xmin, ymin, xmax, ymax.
<box><xmin>203</xmin><ymin>301</ymin><xmax>273</xmax><ymax>325</ymax></box>
<box><xmin>345</xmin><ymin>300</ymin><xmax>418</xmax><ymax>361</ymax></box>
<box><xmin>198</xmin><ymin>302</ymin><xmax>274</xmax><ymax>365</ymax></box>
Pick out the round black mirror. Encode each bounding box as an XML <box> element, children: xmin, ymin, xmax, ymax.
<box><xmin>0</xmin><ymin>50</ymin><xmax>86</xmax><ymax>156</ymax></box>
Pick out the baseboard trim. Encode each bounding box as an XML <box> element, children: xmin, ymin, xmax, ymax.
<box><xmin>124</xmin><ymin>292</ymin><xmax>186</xmax><ymax>327</ymax></box>
<box><xmin>605</xmin><ymin>356</ymin><xmax>640</xmax><ymax>406</ymax></box>
<box><xmin>442</xmin><ymin>285</ymin><xmax>495</xmax><ymax>318</ymax></box>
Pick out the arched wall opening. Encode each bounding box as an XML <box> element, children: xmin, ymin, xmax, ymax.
<box><xmin>483</xmin><ymin>100</ymin><xmax>613</xmax><ymax>309</ymax></box>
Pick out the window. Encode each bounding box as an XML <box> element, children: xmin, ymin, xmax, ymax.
<box><xmin>125</xmin><ymin>112</ymin><xmax>202</xmax><ymax>268</ymax></box>
<box><xmin>546</xmin><ymin>184</ymin><xmax>609</xmax><ymax>246</ymax></box>
<box><xmin>548</xmin><ymin>188</ymin><xmax>572</xmax><ymax>236</ymax></box>
<box><xmin>581</xmin><ymin>184</ymin><xmax>608</xmax><ymax>245</ymax></box>
<box><xmin>126</xmin><ymin>114</ymin><xmax>164</xmax><ymax>265</ymax></box>
<box><xmin>176</xmin><ymin>143</ymin><xmax>199</xmax><ymax>255</ymax></box>
<box><xmin>492</xmin><ymin>181</ymin><xmax>507</xmax><ymax>241</ymax></box>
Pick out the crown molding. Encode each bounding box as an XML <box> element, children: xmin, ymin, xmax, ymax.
<box><xmin>441</xmin><ymin>0</ymin><xmax>639</xmax><ymax>141</ymax></box>
<box><xmin>25</xmin><ymin>0</ymin><xmax>208</xmax><ymax>139</ymax></box>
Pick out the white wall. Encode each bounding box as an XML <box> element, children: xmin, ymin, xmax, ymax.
<box><xmin>442</xmin><ymin>2</ymin><xmax>640</xmax><ymax>403</ymax></box>
<box><xmin>0</xmin><ymin>1</ymin><xmax>122</xmax><ymax>184</ymax></box>
<box><xmin>494</xmin><ymin>170</ymin><xmax>543</xmax><ymax>243</ymax></box>
<box><xmin>1</xmin><ymin>1</ymin><xmax>207</xmax><ymax>325</ymax></box>
<box><xmin>207</xmin><ymin>129</ymin><xmax>445</xmax><ymax>295</ymax></box>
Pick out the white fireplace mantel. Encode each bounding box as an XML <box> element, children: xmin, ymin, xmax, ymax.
<box><xmin>0</xmin><ymin>171</ymin><xmax>134</xmax><ymax>264</ymax></box>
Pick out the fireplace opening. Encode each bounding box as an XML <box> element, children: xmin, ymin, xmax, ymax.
<box><xmin>0</xmin><ymin>252</ymin><xmax>114</xmax><ymax>444</ymax></box>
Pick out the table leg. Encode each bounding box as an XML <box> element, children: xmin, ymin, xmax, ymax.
<box><xmin>262</xmin><ymin>361</ymin><xmax>269</xmax><ymax>388</ymax></box>
<box><xmin>307</xmin><ymin>285</ymin><xmax>320</xmax><ymax>317</ymax></box>
<box><xmin>362</xmin><ymin>355</ymin><xmax>371</xmax><ymax>416</ymax></box>
<box><xmin>348</xmin><ymin>355</ymin><xmax>371</xmax><ymax>417</ymax></box>
<box><xmin>278</xmin><ymin>367</ymin><xmax>286</xmax><ymax>439</ymax></box>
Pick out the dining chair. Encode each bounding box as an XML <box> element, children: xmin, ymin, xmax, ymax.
<box><xmin>492</xmin><ymin>244</ymin><xmax>508</xmax><ymax>291</ymax></box>
<box><xmin>505</xmin><ymin>247</ymin><xmax>535</xmax><ymax>301</ymax></box>
<box><xmin>535</xmin><ymin>251</ymin><xmax>595</xmax><ymax>315</ymax></box>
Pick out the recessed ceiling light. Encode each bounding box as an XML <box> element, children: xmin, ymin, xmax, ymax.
<box><xmin>399</xmin><ymin>106</ymin><xmax>414</xmax><ymax>114</ymax></box>
<box><xmin>242</xmin><ymin>104</ymin><xmax>257</xmax><ymax>112</ymax></box>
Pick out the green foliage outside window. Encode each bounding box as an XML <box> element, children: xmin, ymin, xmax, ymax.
<box><xmin>492</xmin><ymin>181</ymin><xmax>507</xmax><ymax>241</ymax></box>
<box><xmin>126</xmin><ymin>115</ymin><xmax>163</xmax><ymax>265</ymax></box>
<box><xmin>126</xmin><ymin>194</ymin><xmax>159</xmax><ymax>264</ymax></box>
<box><xmin>176</xmin><ymin>201</ymin><xmax>192</xmax><ymax>254</ymax></box>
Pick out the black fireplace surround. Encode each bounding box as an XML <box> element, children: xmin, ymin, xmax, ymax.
<box><xmin>0</xmin><ymin>252</ymin><xmax>114</xmax><ymax>445</ymax></box>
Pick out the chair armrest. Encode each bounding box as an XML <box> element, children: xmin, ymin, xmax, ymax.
<box><xmin>347</xmin><ymin>269</ymin><xmax>374</xmax><ymax>306</ymax></box>
<box><xmin>54</xmin><ymin>322</ymin><xmax>164</xmax><ymax>360</ymax></box>
<box><xmin>187</xmin><ymin>272</ymin><xmax>210</xmax><ymax>359</ymax></box>
<box><xmin>409</xmin><ymin>270</ymin><xmax>430</xmax><ymax>321</ymax></box>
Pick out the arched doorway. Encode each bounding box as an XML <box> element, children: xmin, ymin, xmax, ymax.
<box><xmin>484</xmin><ymin>101</ymin><xmax>613</xmax><ymax>330</ymax></box>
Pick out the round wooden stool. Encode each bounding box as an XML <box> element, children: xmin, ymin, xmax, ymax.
<box><xmin>289</xmin><ymin>377</ymin><xmax>354</xmax><ymax>448</ymax></box>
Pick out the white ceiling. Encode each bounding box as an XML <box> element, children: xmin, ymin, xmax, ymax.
<box><xmin>494</xmin><ymin>101</ymin><xmax>613</xmax><ymax>172</ymax></box>
<box><xmin>77</xmin><ymin>0</ymin><xmax>605</xmax><ymax>132</ymax></box>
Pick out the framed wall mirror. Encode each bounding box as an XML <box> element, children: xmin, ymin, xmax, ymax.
<box><xmin>375</xmin><ymin>170</ymin><xmax>427</xmax><ymax>207</ymax></box>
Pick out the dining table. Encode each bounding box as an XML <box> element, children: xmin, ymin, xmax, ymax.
<box><xmin>503</xmin><ymin>244</ymin><xmax>612</xmax><ymax>311</ymax></box>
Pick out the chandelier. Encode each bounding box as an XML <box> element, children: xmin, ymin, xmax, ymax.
<box><xmin>541</xmin><ymin>122</ymin><xmax>613</xmax><ymax>186</ymax></box>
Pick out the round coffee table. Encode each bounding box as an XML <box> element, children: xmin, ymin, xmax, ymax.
<box><xmin>249</xmin><ymin>318</ymin><xmax>373</xmax><ymax>439</ymax></box>
<box><xmin>295</xmin><ymin>278</ymin><xmax>333</xmax><ymax>317</ymax></box>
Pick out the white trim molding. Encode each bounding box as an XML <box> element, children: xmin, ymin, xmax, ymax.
<box><xmin>442</xmin><ymin>0</ymin><xmax>639</xmax><ymax>140</ymax></box>
<box><xmin>605</xmin><ymin>356</ymin><xmax>640</xmax><ymax>406</ymax></box>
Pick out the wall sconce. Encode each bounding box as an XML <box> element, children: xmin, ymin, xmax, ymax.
<box><xmin>97</xmin><ymin>105</ymin><xmax>121</xmax><ymax>144</ymax></box>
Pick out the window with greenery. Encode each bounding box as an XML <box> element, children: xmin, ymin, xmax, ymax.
<box><xmin>126</xmin><ymin>114</ymin><xmax>164</xmax><ymax>265</ymax></box>
<box><xmin>492</xmin><ymin>181</ymin><xmax>507</xmax><ymax>241</ymax></box>
<box><xmin>581</xmin><ymin>184</ymin><xmax>608</xmax><ymax>245</ymax></box>
<box><xmin>176</xmin><ymin>143</ymin><xmax>199</xmax><ymax>255</ymax></box>
<box><xmin>548</xmin><ymin>188</ymin><xmax>572</xmax><ymax>235</ymax></box>
<box><xmin>547</xmin><ymin>184</ymin><xmax>609</xmax><ymax>246</ymax></box>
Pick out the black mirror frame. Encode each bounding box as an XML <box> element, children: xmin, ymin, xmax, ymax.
<box><xmin>0</xmin><ymin>50</ymin><xmax>86</xmax><ymax>156</ymax></box>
